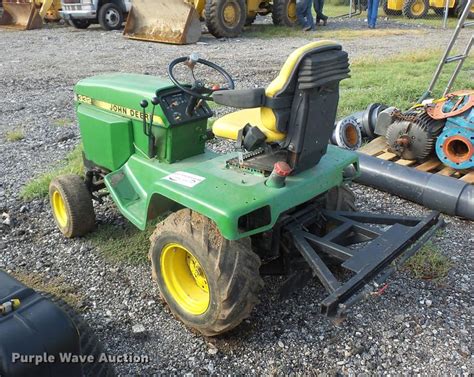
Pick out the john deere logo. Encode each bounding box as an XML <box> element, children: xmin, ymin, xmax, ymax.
<box><xmin>75</xmin><ymin>94</ymin><xmax>163</xmax><ymax>125</ymax></box>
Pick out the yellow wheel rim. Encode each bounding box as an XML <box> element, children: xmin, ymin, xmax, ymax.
<box><xmin>52</xmin><ymin>190</ymin><xmax>68</xmax><ymax>228</ymax></box>
<box><xmin>160</xmin><ymin>243</ymin><xmax>210</xmax><ymax>315</ymax></box>
<box><xmin>411</xmin><ymin>0</ymin><xmax>425</xmax><ymax>15</ymax></box>
<box><xmin>287</xmin><ymin>1</ymin><xmax>297</xmax><ymax>22</ymax></box>
<box><xmin>223</xmin><ymin>3</ymin><xmax>238</xmax><ymax>25</ymax></box>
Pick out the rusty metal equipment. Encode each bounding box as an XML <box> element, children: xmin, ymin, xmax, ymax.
<box><xmin>386</xmin><ymin>109</ymin><xmax>445</xmax><ymax>161</ymax></box>
<box><xmin>123</xmin><ymin>0</ymin><xmax>202</xmax><ymax>45</ymax></box>
<box><xmin>0</xmin><ymin>0</ymin><xmax>60</xmax><ymax>30</ymax></box>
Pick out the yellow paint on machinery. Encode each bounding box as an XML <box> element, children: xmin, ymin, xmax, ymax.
<box><xmin>385</xmin><ymin>0</ymin><xmax>466</xmax><ymax>17</ymax></box>
<box><xmin>124</xmin><ymin>0</ymin><xmax>202</xmax><ymax>45</ymax></box>
<box><xmin>124</xmin><ymin>0</ymin><xmax>294</xmax><ymax>45</ymax></box>
<box><xmin>0</xmin><ymin>0</ymin><xmax>61</xmax><ymax>30</ymax></box>
<box><xmin>190</xmin><ymin>0</ymin><xmax>265</xmax><ymax>17</ymax></box>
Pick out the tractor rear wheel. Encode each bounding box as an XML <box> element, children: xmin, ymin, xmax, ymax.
<box><xmin>41</xmin><ymin>293</ymin><xmax>116</xmax><ymax>376</ymax></box>
<box><xmin>49</xmin><ymin>175</ymin><xmax>96</xmax><ymax>238</ymax></box>
<box><xmin>272</xmin><ymin>0</ymin><xmax>298</xmax><ymax>27</ymax></box>
<box><xmin>403</xmin><ymin>0</ymin><xmax>429</xmax><ymax>18</ymax></box>
<box><xmin>324</xmin><ymin>184</ymin><xmax>356</xmax><ymax>212</ymax></box>
<box><xmin>149</xmin><ymin>209</ymin><xmax>263</xmax><ymax>336</ymax></box>
<box><xmin>205</xmin><ymin>0</ymin><xmax>246</xmax><ymax>38</ymax></box>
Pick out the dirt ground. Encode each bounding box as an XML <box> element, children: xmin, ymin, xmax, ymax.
<box><xmin>0</xmin><ymin>18</ymin><xmax>473</xmax><ymax>375</ymax></box>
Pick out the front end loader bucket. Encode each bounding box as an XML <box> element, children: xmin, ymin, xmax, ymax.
<box><xmin>0</xmin><ymin>0</ymin><xmax>43</xmax><ymax>30</ymax></box>
<box><xmin>123</xmin><ymin>0</ymin><xmax>201</xmax><ymax>45</ymax></box>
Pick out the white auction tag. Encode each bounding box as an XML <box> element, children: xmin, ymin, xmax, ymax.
<box><xmin>163</xmin><ymin>171</ymin><xmax>206</xmax><ymax>188</ymax></box>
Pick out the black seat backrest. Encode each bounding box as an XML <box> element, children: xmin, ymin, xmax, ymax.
<box><xmin>283</xmin><ymin>48</ymin><xmax>350</xmax><ymax>173</ymax></box>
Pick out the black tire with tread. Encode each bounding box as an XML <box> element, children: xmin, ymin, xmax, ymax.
<box><xmin>205</xmin><ymin>0</ymin><xmax>246</xmax><ymax>38</ymax></box>
<box><xmin>324</xmin><ymin>184</ymin><xmax>357</xmax><ymax>212</ymax></box>
<box><xmin>49</xmin><ymin>174</ymin><xmax>96</xmax><ymax>238</ymax></box>
<box><xmin>41</xmin><ymin>293</ymin><xmax>116</xmax><ymax>377</ymax></box>
<box><xmin>272</xmin><ymin>0</ymin><xmax>297</xmax><ymax>26</ymax></box>
<box><xmin>402</xmin><ymin>0</ymin><xmax>429</xmax><ymax>18</ymax></box>
<box><xmin>149</xmin><ymin>208</ymin><xmax>263</xmax><ymax>336</ymax></box>
<box><xmin>68</xmin><ymin>19</ymin><xmax>91</xmax><ymax>29</ymax></box>
<box><xmin>98</xmin><ymin>3</ymin><xmax>124</xmax><ymax>31</ymax></box>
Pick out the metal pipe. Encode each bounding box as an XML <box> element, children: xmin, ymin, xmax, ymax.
<box><xmin>353</xmin><ymin>153</ymin><xmax>474</xmax><ymax>220</ymax></box>
<box><xmin>443</xmin><ymin>0</ymin><xmax>449</xmax><ymax>29</ymax></box>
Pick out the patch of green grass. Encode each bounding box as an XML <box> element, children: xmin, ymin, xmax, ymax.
<box><xmin>53</xmin><ymin>118</ymin><xmax>74</xmax><ymax>127</ymax></box>
<box><xmin>5</xmin><ymin>128</ymin><xmax>24</xmax><ymax>142</ymax></box>
<box><xmin>87</xmin><ymin>220</ymin><xmax>160</xmax><ymax>265</ymax></box>
<box><xmin>337</xmin><ymin>49</ymin><xmax>474</xmax><ymax>117</ymax></box>
<box><xmin>11</xmin><ymin>272</ymin><xmax>84</xmax><ymax>311</ymax></box>
<box><xmin>20</xmin><ymin>145</ymin><xmax>84</xmax><ymax>201</ymax></box>
<box><xmin>405</xmin><ymin>242</ymin><xmax>453</xmax><ymax>281</ymax></box>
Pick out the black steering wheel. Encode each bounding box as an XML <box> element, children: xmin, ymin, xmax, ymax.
<box><xmin>167</xmin><ymin>54</ymin><xmax>235</xmax><ymax>101</ymax></box>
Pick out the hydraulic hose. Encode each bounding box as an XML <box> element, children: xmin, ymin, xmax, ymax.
<box><xmin>353</xmin><ymin>152</ymin><xmax>474</xmax><ymax>220</ymax></box>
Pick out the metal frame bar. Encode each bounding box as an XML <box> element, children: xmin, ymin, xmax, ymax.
<box><xmin>419</xmin><ymin>0</ymin><xmax>473</xmax><ymax>102</ymax></box>
<box><xmin>284</xmin><ymin>209</ymin><xmax>443</xmax><ymax>318</ymax></box>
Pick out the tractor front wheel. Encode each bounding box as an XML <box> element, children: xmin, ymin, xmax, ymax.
<box><xmin>403</xmin><ymin>0</ymin><xmax>429</xmax><ymax>18</ymax></box>
<box><xmin>49</xmin><ymin>175</ymin><xmax>96</xmax><ymax>238</ymax></box>
<box><xmin>272</xmin><ymin>0</ymin><xmax>298</xmax><ymax>27</ymax></box>
<box><xmin>205</xmin><ymin>0</ymin><xmax>247</xmax><ymax>38</ymax></box>
<box><xmin>149</xmin><ymin>209</ymin><xmax>263</xmax><ymax>336</ymax></box>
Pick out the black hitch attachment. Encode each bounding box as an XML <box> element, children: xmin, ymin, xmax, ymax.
<box><xmin>283</xmin><ymin>208</ymin><xmax>443</xmax><ymax>319</ymax></box>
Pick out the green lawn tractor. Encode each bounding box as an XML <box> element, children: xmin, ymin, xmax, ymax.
<box><xmin>49</xmin><ymin>41</ymin><xmax>443</xmax><ymax>336</ymax></box>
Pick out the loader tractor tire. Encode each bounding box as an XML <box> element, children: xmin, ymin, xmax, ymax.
<box><xmin>324</xmin><ymin>184</ymin><xmax>357</xmax><ymax>212</ymax></box>
<box><xmin>403</xmin><ymin>0</ymin><xmax>429</xmax><ymax>18</ymax></box>
<box><xmin>49</xmin><ymin>174</ymin><xmax>96</xmax><ymax>238</ymax></box>
<box><xmin>149</xmin><ymin>209</ymin><xmax>263</xmax><ymax>336</ymax></box>
<box><xmin>69</xmin><ymin>19</ymin><xmax>91</xmax><ymax>29</ymax></box>
<box><xmin>41</xmin><ymin>293</ymin><xmax>116</xmax><ymax>377</ymax></box>
<box><xmin>205</xmin><ymin>0</ymin><xmax>246</xmax><ymax>38</ymax></box>
<box><xmin>98</xmin><ymin>3</ymin><xmax>124</xmax><ymax>31</ymax></box>
<box><xmin>382</xmin><ymin>0</ymin><xmax>403</xmax><ymax>15</ymax></box>
<box><xmin>272</xmin><ymin>0</ymin><xmax>298</xmax><ymax>26</ymax></box>
<box><xmin>456</xmin><ymin>0</ymin><xmax>474</xmax><ymax>18</ymax></box>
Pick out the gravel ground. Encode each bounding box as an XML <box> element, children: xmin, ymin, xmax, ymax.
<box><xmin>1</xmin><ymin>17</ymin><xmax>473</xmax><ymax>375</ymax></box>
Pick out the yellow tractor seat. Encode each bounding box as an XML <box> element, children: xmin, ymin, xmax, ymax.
<box><xmin>213</xmin><ymin>108</ymin><xmax>286</xmax><ymax>142</ymax></box>
<box><xmin>212</xmin><ymin>40</ymin><xmax>348</xmax><ymax>143</ymax></box>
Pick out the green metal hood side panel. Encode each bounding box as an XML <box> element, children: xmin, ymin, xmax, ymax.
<box><xmin>104</xmin><ymin>145</ymin><xmax>359</xmax><ymax>240</ymax></box>
<box><xmin>74</xmin><ymin>73</ymin><xmax>175</xmax><ymax>121</ymax></box>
